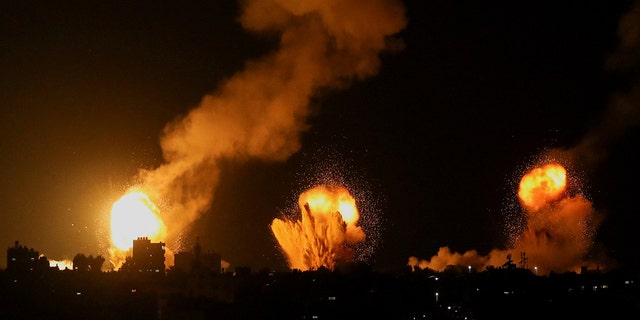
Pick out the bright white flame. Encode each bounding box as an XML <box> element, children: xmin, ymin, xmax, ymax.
<box><xmin>49</xmin><ymin>259</ymin><xmax>73</xmax><ymax>270</ymax></box>
<box><xmin>110</xmin><ymin>191</ymin><xmax>165</xmax><ymax>250</ymax></box>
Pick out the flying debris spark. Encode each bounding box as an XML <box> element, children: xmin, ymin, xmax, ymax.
<box><xmin>271</xmin><ymin>184</ymin><xmax>366</xmax><ymax>271</ymax></box>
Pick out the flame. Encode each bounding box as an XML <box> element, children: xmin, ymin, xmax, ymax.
<box><xmin>299</xmin><ymin>185</ymin><xmax>360</xmax><ymax>225</ymax></box>
<box><xmin>49</xmin><ymin>259</ymin><xmax>73</xmax><ymax>271</ymax></box>
<box><xmin>517</xmin><ymin>162</ymin><xmax>567</xmax><ymax>211</ymax></box>
<box><xmin>110</xmin><ymin>191</ymin><xmax>166</xmax><ymax>251</ymax></box>
<box><xmin>271</xmin><ymin>185</ymin><xmax>365</xmax><ymax>271</ymax></box>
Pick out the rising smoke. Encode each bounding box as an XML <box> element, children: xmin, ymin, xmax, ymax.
<box><xmin>409</xmin><ymin>2</ymin><xmax>640</xmax><ymax>275</ymax></box>
<box><xmin>126</xmin><ymin>0</ymin><xmax>407</xmax><ymax>255</ymax></box>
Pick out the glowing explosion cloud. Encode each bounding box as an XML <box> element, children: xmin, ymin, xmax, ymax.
<box><xmin>109</xmin><ymin>191</ymin><xmax>167</xmax><ymax>268</ymax></box>
<box><xmin>408</xmin><ymin>161</ymin><xmax>605</xmax><ymax>275</ymax></box>
<box><xmin>271</xmin><ymin>185</ymin><xmax>365</xmax><ymax>271</ymax></box>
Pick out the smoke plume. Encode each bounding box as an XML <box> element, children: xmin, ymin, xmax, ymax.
<box><xmin>129</xmin><ymin>0</ymin><xmax>407</xmax><ymax>253</ymax></box>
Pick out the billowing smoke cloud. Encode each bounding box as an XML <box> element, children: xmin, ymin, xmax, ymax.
<box><xmin>129</xmin><ymin>0</ymin><xmax>407</xmax><ymax>253</ymax></box>
<box><xmin>409</xmin><ymin>3</ymin><xmax>640</xmax><ymax>275</ymax></box>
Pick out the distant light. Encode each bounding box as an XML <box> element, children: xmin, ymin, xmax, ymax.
<box><xmin>328</xmin><ymin>296</ymin><xmax>336</xmax><ymax>301</ymax></box>
<box><xmin>76</xmin><ymin>292</ymin><xmax>82</xmax><ymax>296</ymax></box>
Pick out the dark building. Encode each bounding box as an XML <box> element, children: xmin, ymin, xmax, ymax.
<box><xmin>173</xmin><ymin>236</ymin><xmax>221</xmax><ymax>274</ymax></box>
<box><xmin>72</xmin><ymin>253</ymin><xmax>105</xmax><ymax>272</ymax></box>
<box><xmin>6</xmin><ymin>241</ymin><xmax>49</xmax><ymax>273</ymax></box>
<box><xmin>130</xmin><ymin>237</ymin><xmax>166</xmax><ymax>273</ymax></box>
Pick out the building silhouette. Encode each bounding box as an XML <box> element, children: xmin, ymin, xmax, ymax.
<box><xmin>173</xmin><ymin>236</ymin><xmax>221</xmax><ymax>274</ymax></box>
<box><xmin>121</xmin><ymin>237</ymin><xmax>166</xmax><ymax>273</ymax></box>
<box><xmin>6</xmin><ymin>241</ymin><xmax>48</xmax><ymax>273</ymax></box>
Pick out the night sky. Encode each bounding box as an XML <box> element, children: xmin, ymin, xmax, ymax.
<box><xmin>1</xmin><ymin>0</ymin><xmax>639</xmax><ymax>272</ymax></box>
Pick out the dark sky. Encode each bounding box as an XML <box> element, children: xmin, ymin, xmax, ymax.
<box><xmin>1</xmin><ymin>0</ymin><xmax>639</xmax><ymax>272</ymax></box>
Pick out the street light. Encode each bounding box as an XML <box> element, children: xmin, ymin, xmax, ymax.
<box><xmin>468</xmin><ymin>265</ymin><xmax>471</xmax><ymax>273</ymax></box>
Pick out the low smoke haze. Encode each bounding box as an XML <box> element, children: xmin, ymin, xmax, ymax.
<box><xmin>1</xmin><ymin>0</ymin><xmax>639</xmax><ymax>273</ymax></box>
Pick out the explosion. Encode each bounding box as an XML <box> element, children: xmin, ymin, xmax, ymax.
<box><xmin>108</xmin><ymin>191</ymin><xmax>167</xmax><ymax>268</ymax></box>
<box><xmin>517</xmin><ymin>163</ymin><xmax>566</xmax><ymax>211</ymax></box>
<box><xmin>510</xmin><ymin>162</ymin><xmax>599</xmax><ymax>274</ymax></box>
<box><xmin>409</xmin><ymin>160</ymin><xmax>606</xmax><ymax>275</ymax></box>
<box><xmin>271</xmin><ymin>184</ymin><xmax>366</xmax><ymax>271</ymax></box>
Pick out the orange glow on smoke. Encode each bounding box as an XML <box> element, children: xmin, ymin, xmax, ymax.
<box><xmin>271</xmin><ymin>185</ymin><xmax>365</xmax><ymax>271</ymax></box>
<box><xmin>110</xmin><ymin>191</ymin><xmax>166</xmax><ymax>251</ymax></box>
<box><xmin>517</xmin><ymin>163</ymin><xmax>567</xmax><ymax>211</ymax></box>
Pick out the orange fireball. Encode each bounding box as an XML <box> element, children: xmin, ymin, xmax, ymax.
<box><xmin>518</xmin><ymin>163</ymin><xmax>567</xmax><ymax>211</ymax></box>
<box><xmin>110</xmin><ymin>191</ymin><xmax>166</xmax><ymax>251</ymax></box>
